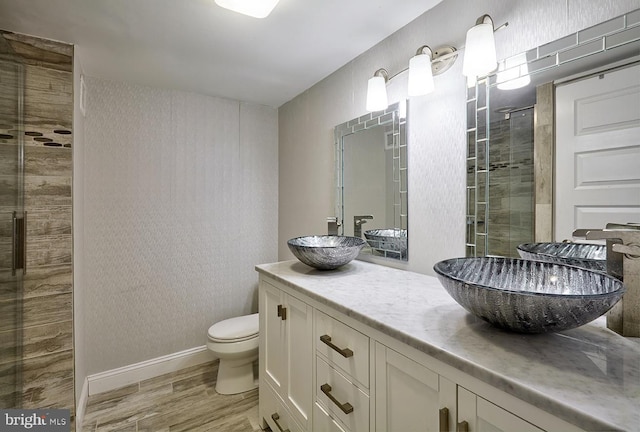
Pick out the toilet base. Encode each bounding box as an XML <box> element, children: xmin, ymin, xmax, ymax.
<box><xmin>215</xmin><ymin>356</ymin><xmax>258</xmax><ymax>395</ymax></box>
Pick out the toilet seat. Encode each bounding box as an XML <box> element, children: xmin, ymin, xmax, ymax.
<box><xmin>208</xmin><ymin>313</ymin><xmax>258</xmax><ymax>343</ymax></box>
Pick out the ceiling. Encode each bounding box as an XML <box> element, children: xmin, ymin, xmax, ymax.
<box><xmin>0</xmin><ymin>0</ymin><xmax>443</xmax><ymax>107</ymax></box>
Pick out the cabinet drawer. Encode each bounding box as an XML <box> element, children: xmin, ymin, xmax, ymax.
<box><xmin>316</xmin><ymin>356</ymin><xmax>369</xmax><ymax>432</ymax></box>
<box><xmin>315</xmin><ymin>310</ymin><xmax>370</xmax><ymax>387</ymax></box>
<box><xmin>262</xmin><ymin>384</ymin><xmax>304</xmax><ymax>432</ymax></box>
<box><xmin>314</xmin><ymin>402</ymin><xmax>348</xmax><ymax>432</ymax></box>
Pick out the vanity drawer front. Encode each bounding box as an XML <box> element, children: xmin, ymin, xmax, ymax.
<box><xmin>315</xmin><ymin>310</ymin><xmax>370</xmax><ymax>387</ymax></box>
<box><xmin>316</xmin><ymin>356</ymin><xmax>369</xmax><ymax>432</ymax></box>
<box><xmin>262</xmin><ymin>384</ymin><xmax>305</xmax><ymax>432</ymax></box>
<box><xmin>314</xmin><ymin>402</ymin><xmax>348</xmax><ymax>432</ymax></box>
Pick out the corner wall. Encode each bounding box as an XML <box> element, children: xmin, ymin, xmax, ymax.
<box><xmin>277</xmin><ymin>0</ymin><xmax>640</xmax><ymax>275</ymax></box>
<box><xmin>81</xmin><ymin>78</ymin><xmax>278</xmax><ymax>374</ymax></box>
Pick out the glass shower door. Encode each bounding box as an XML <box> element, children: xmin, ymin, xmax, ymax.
<box><xmin>0</xmin><ymin>39</ymin><xmax>24</xmax><ymax>408</ymax></box>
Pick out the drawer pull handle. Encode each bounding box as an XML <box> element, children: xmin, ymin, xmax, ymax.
<box><xmin>320</xmin><ymin>335</ymin><xmax>353</xmax><ymax>358</ymax></box>
<box><xmin>457</xmin><ymin>420</ymin><xmax>469</xmax><ymax>432</ymax></box>
<box><xmin>277</xmin><ymin>304</ymin><xmax>287</xmax><ymax>320</ymax></box>
<box><xmin>271</xmin><ymin>413</ymin><xmax>290</xmax><ymax>432</ymax></box>
<box><xmin>439</xmin><ymin>407</ymin><xmax>449</xmax><ymax>432</ymax></box>
<box><xmin>320</xmin><ymin>383</ymin><xmax>354</xmax><ymax>414</ymax></box>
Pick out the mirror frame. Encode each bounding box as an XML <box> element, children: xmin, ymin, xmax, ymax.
<box><xmin>334</xmin><ymin>100</ymin><xmax>408</xmax><ymax>260</ymax></box>
<box><xmin>466</xmin><ymin>8</ymin><xmax>640</xmax><ymax>257</ymax></box>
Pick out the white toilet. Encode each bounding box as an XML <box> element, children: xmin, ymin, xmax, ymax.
<box><xmin>206</xmin><ymin>313</ymin><xmax>259</xmax><ymax>395</ymax></box>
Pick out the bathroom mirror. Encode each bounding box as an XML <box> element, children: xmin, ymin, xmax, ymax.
<box><xmin>466</xmin><ymin>9</ymin><xmax>640</xmax><ymax>258</ymax></box>
<box><xmin>335</xmin><ymin>100</ymin><xmax>408</xmax><ymax>261</ymax></box>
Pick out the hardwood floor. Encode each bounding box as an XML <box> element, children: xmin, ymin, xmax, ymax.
<box><xmin>82</xmin><ymin>360</ymin><xmax>264</xmax><ymax>431</ymax></box>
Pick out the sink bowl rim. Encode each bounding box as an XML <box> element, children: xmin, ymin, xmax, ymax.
<box><xmin>517</xmin><ymin>242</ymin><xmax>605</xmax><ymax>261</ymax></box>
<box><xmin>287</xmin><ymin>235</ymin><xmax>367</xmax><ymax>249</ymax></box>
<box><xmin>433</xmin><ymin>257</ymin><xmax>625</xmax><ymax>299</ymax></box>
<box><xmin>287</xmin><ymin>235</ymin><xmax>366</xmax><ymax>270</ymax></box>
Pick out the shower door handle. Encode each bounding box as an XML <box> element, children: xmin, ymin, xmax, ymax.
<box><xmin>12</xmin><ymin>211</ymin><xmax>26</xmax><ymax>275</ymax></box>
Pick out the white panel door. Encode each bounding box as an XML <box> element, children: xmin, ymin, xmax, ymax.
<box><xmin>555</xmin><ymin>62</ymin><xmax>640</xmax><ymax>240</ymax></box>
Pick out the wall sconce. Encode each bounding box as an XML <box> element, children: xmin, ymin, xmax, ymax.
<box><xmin>215</xmin><ymin>0</ymin><xmax>279</xmax><ymax>18</ymax></box>
<box><xmin>408</xmin><ymin>46</ymin><xmax>435</xmax><ymax>97</ymax></box>
<box><xmin>366</xmin><ymin>69</ymin><xmax>389</xmax><ymax>112</ymax></box>
<box><xmin>366</xmin><ymin>45</ymin><xmax>458</xmax><ymax>111</ymax></box>
<box><xmin>462</xmin><ymin>14</ymin><xmax>499</xmax><ymax>78</ymax></box>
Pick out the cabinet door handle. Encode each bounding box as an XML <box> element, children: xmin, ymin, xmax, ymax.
<box><xmin>320</xmin><ymin>335</ymin><xmax>353</xmax><ymax>358</ymax></box>
<box><xmin>439</xmin><ymin>407</ymin><xmax>449</xmax><ymax>432</ymax></box>
<box><xmin>277</xmin><ymin>304</ymin><xmax>287</xmax><ymax>320</ymax></box>
<box><xmin>320</xmin><ymin>383</ymin><xmax>353</xmax><ymax>414</ymax></box>
<box><xmin>271</xmin><ymin>413</ymin><xmax>290</xmax><ymax>432</ymax></box>
<box><xmin>457</xmin><ymin>420</ymin><xmax>469</xmax><ymax>432</ymax></box>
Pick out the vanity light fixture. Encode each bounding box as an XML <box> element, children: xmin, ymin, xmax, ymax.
<box><xmin>214</xmin><ymin>0</ymin><xmax>279</xmax><ymax>18</ymax></box>
<box><xmin>366</xmin><ymin>45</ymin><xmax>458</xmax><ymax>111</ymax></box>
<box><xmin>366</xmin><ymin>69</ymin><xmax>389</xmax><ymax>112</ymax></box>
<box><xmin>462</xmin><ymin>14</ymin><xmax>500</xmax><ymax>78</ymax></box>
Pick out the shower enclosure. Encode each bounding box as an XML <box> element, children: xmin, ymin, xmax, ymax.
<box><xmin>0</xmin><ymin>33</ymin><xmax>25</xmax><ymax>408</ymax></box>
<box><xmin>466</xmin><ymin>75</ymin><xmax>535</xmax><ymax>259</ymax></box>
<box><xmin>486</xmin><ymin>107</ymin><xmax>534</xmax><ymax>257</ymax></box>
<box><xmin>0</xmin><ymin>29</ymin><xmax>74</xmax><ymax>418</ymax></box>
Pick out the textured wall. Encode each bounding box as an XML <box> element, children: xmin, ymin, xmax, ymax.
<box><xmin>82</xmin><ymin>78</ymin><xmax>278</xmax><ymax>374</ymax></box>
<box><xmin>278</xmin><ymin>0</ymin><xmax>640</xmax><ymax>276</ymax></box>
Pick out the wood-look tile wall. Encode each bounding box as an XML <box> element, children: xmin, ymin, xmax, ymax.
<box><xmin>0</xmin><ymin>30</ymin><xmax>73</xmax><ymax>420</ymax></box>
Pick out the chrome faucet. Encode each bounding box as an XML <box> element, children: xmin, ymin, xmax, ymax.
<box><xmin>327</xmin><ymin>217</ymin><xmax>341</xmax><ymax>236</ymax></box>
<box><xmin>353</xmin><ymin>215</ymin><xmax>373</xmax><ymax>238</ymax></box>
<box><xmin>573</xmin><ymin>223</ymin><xmax>640</xmax><ymax>337</ymax></box>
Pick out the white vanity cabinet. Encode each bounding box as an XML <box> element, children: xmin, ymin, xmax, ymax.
<box><xmin>257</xmin><ymin>263</ymin><xmax>623</xmax><ymax>432</ymax></box>
<box><xmin>374</xmin><ymin>341</ymin><xmax>558</xmax><ymax>432</ymax></box>
<box><xmin>259</xmin><ymin>278</ymin><xmax>313</xmax><ymax>432</ymax></box>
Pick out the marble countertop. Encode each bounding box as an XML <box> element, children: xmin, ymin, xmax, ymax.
<box><xmin>256</xmin><ymin>260</ymin><xmax>640</xmax><ymax>432</ymax></box>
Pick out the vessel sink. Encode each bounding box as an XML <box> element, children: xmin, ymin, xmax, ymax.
<box><xmin>517</xmin><ymin>242</ymin><xmax>606</xmax><ymax>272</ymax></box>
<box><xmin>288</xmin><ymin>235</ymin><xmax>366</xmax><ymax>270</ymax></box>
<box><xmin>433</xmin><ymin>257</ymin><xmax>625</xmax><ymax>333</ymax></box>
<box><xmin>364</xmin><ymin>228</ymin><xmax>407</xmax><ymax>258</ymax></box>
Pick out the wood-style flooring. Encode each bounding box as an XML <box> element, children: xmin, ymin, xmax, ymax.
<box><xmin>82</xmin><ymin>360</ymin><xmax>265</xmax><ymax>432</ymax></box>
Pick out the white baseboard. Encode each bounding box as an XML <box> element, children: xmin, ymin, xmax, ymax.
<box><xmin>75</xmin><ymin>378</ymin><xmax>89</xmax><ymax>432</ymax></box>
<box><xmin>87</xmin><ymin>345</ymin><xmax>216</xmax><ymax>396</ymax></box>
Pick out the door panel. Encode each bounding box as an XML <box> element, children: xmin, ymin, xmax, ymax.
<box><xmin>555</xmin><ymin>62</ymin><xmax>640</xmax><ymax>240</ymax></box>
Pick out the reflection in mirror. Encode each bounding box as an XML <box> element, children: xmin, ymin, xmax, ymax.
<box><xmin>466</xmin><ymin>8</ymin><xmax>640</xmax><ymax>258</ymax></box>
<box><xmin>335</xmin><ymin>101</ymin><xmax>408</xmax><ymax>261</ymax></box>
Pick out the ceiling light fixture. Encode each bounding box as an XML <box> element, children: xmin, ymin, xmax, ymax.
<box><xmin>214</xmin><ymin>0</ymin><xmax>279</xmax><ymax>18</ymax></box>
<box><xmin>462</xmin><ymin>14</ymin><xmax>506</xmax><ymax>78</ymax></box>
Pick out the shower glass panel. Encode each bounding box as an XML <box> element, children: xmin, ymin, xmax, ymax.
<box><xmin>0</xmin><ymin>34</ymin><xmax>24</xmax><ymax>408</ymax></box>
<box><xmin>486</xmin><ymin>107</ymin><xmax>534</xmax><ymax>257</ymax></box>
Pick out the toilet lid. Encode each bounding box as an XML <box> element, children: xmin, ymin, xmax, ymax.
<box><xmin>207</xmin><ymin>313</ymin><xmax>259</xmax><ymax>342</ymax></box>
